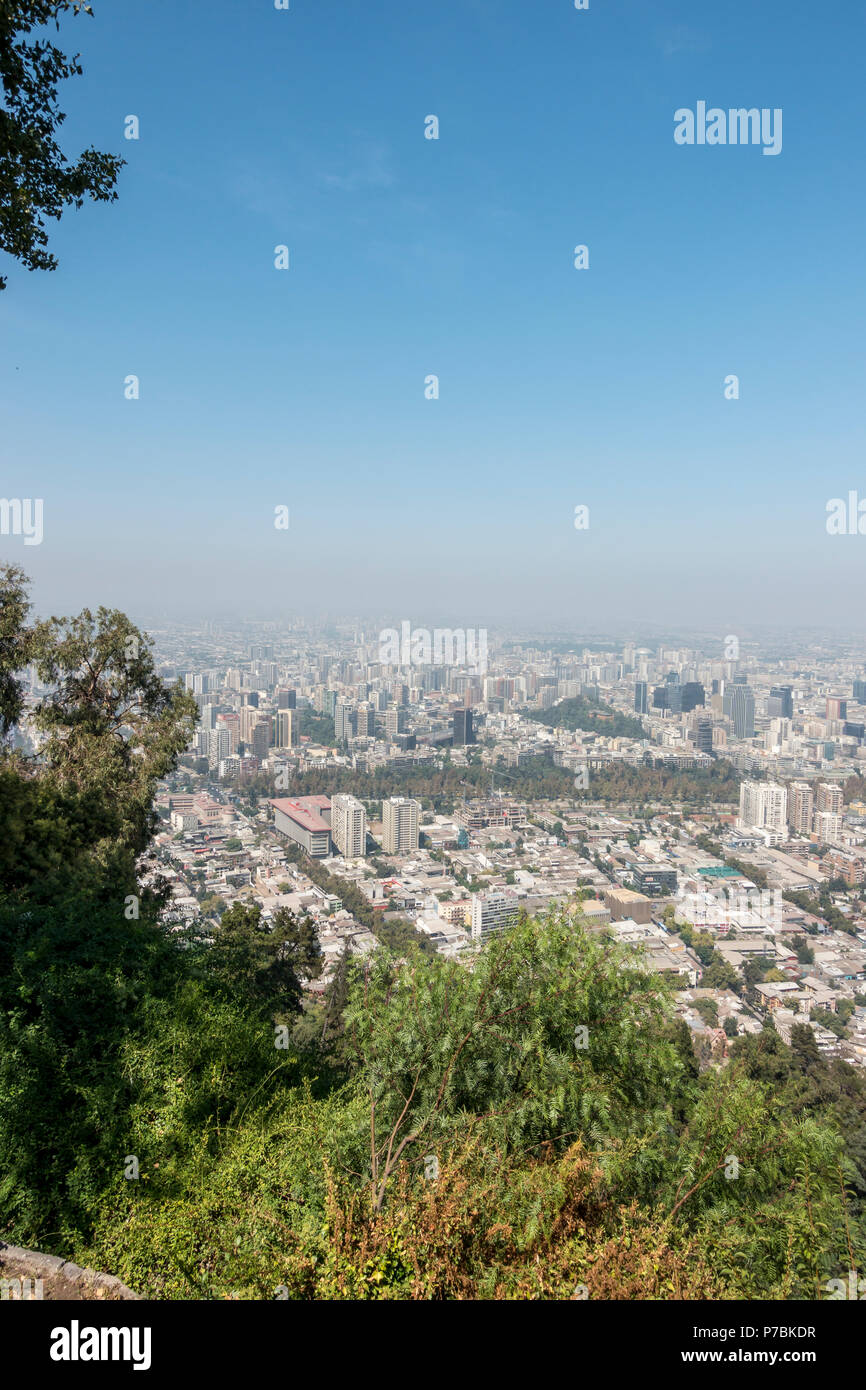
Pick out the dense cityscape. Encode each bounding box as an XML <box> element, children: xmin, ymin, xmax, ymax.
<box><xmin>18</xmin><ymin>623</ymin><xmax>866</xmax><ymax>1066</ymax></box>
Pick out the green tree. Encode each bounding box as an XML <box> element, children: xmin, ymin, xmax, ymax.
<box><xmin>0</xmin><ymin>1</ymin><xmax>124</xmax><ymax>290</ymax></box>
<box><xmin>321</xmin><ymin>938</ymin><xmax>351</xmax><ymax>1050</ymax></box>
<box><xmin>0</xmin><ymin>563</ymin><xmax>33</xmax><ymax>736</ymax></box>
<box><xmin>0</xmin><ymin>580</ymin><xmax>196</xmax><ymax>902</ymax></box>
<box><xmin>342</xmin><ymin>911</ymin><xmax>682</xmax><ymax>1211</ymax></box>
<box><xmin>208</xmin><ymin>903</ymin><xmax>308</xmax><ymax>1015</ymax></box>
<box><xmin>271</xmin><ymin>905</ymin><xmax>322</xmax><ymax>983</ymax></box>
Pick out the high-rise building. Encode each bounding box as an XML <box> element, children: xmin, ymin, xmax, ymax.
<box><xmin>384</xmin><ymin>708</ymin><xmax>407</xmax><ymax>740</ymax></box>
<box><xmin>452</xmin><ymin>709</ymin><xmax>474</xmax><ymax>746</ymax></box>
<box><xmin>331</xmin><ymin>794</ymin><xmax>367</xmax><ymax>858</ymax></box>
<box><xmin>770</xmin><ymin>685</ymin><xmax>794</xmax><ymax>719</ymax></box>
<box><xmin>334</xmin><ymin>701</ymin><xmax>353</xmax><ymax>742</ymax></box>
<box><xmin>738</xmin><ymin>780</ymin><xmax>788</xmax><ymax>837</ymax></box>
<box><xmin>355</xmin><ymin>703</ymin><xmax>374</xmax><ymax>738</ymax></box>
<box><xmin>208</xmin><ymin>726</ymin><xmax>231</xmax><ymax>769</ymax></box>
<box><xmin>814</xmin><ymin>810</ymin><xmax>843</xmax><ymax>844</ymax></box>
<box><xmin>816</xmin><ymin>782</ymin><xmax>843</xmax><ymax>815</ymax></box>
<box><xmin>681</xmin><ymin>682</ymin><xmax>705</xmax><ymax>713</ymax></box>
<box><xmin>724</xmin><ymin>684</ymin><xmax>755</xmax><ymax>740</ymax></box>
<box><xmin>277</xmin><ymin>689</ymin><xmax>297</xmax><ymax>709</ymax></box>
<box><xmin>272</xmin><ymin>710</ymin><xmax>298</xmax><ymax>749</ymax></box>
<box><xmin>382</xmin><ymin>797</ymin><xmax>420</xmax><ymax>854</ymax></box>
<box><xmin>634</xmin><ymin>681</ymin><xmax>648</xmax><ymax>715</ymax></box>
<box><xmin>251</xmin><ymin>719</ymin><xmax>272</xmax><ymax>759</ymax></box>
<box><xmin>826</xmin><ymin>697</ymin><xmax>848</xmax><ymax>722</ymax></box>
<box><xmin>787</xmin><ymin>781</ymin><xmax>814</xmax><ymax>835</ymax></box>
<box><xmin>853</xmin><ymin>679</ymin><xmax>866</xmax><ymax>704</ymax></box>
<box><xmin>471</xmin><ymin>891</ymin><xmax>519</xmax><ymax>941</ymax></box>
<box><xmin>218</xmin><ymin>713</ymin><xmax>240</xmax><ymax>753</ymax></box>
<box><xmin>695</xmin><ymin>717</ymin><xmax>714</xmax><ymax>755</ymax></box>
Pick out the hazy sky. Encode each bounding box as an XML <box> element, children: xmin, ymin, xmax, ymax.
<box><xmin>2</xmin><ymin>0</ymin><xmax>865</xmax><ymax>631</ymax></box>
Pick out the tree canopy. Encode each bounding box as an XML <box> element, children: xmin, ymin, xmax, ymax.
<box><xmin>0</xmin><ymin>1</ymin><xmax>123</xmax><ymax>289</ymax></box>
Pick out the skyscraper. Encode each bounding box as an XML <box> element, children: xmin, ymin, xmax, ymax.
<box><xmin>853</xmin><ymin>679</ymin><xmax>866</xmax><ymax>704</ymax></box>
<box><xmin>251</xmin><ymin>719</ymin><xmax>272</xmax><ymax>759</ymax></box>
<box><xmin>681</xmin><ymin>682</ymin><xmax>705</xmax><ymax>713</ymax></box>
<box><xmin>770</xmin><ymin>685</ymin><xmax>794</xmax><ymax>719</ymax></box>
<box><xmin>724</xmin><ymin>684</ymin><xmax>755</xmax><ymax>740</ymax></box>
<box><xmin>695</xmin><ymin>717</ymin><xmax>714</xmax><ymax>754</ymax></box>
<box><xmin>634</xmin><ymin>681</ymin><xmax>648</xmax><ymax>715</ymax></box>
<box><xmin>272</xmin><ymin>710</ymin><xmax>298</xmax><ymax>748</ymax></box>
<box><xmin>452</xmin><ymin>709</ymin><xmax>474</xmax><ymax>746</ymax></box>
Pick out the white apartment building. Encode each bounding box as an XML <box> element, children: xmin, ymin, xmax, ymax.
<box><xmin>738</xmin><ymin>780</ymin><xmax>788</xmax><ymax>841</ymax></box>
<box><xmin>382</xmin><ymin>796</ymin><xmax>421</xmax><ymax>854</ymax></box>
<box><xmin>470</xmin><ymin>891</ymin><xmax>519</xmax><ymax>941</ymax></box>
<box><xmin>814</xmin><ymin>810</ymin><xmax>843</xmax><ymax>845</ymax></box>
<box><xmin>331</xmin><ymin>794</ymin><xmax>367</xmax><ymax>858</ymax></box>
<box><xmin>207</xmin><ymin>726</ymin><xmax>231</xmax><ymax>769</ymax></box>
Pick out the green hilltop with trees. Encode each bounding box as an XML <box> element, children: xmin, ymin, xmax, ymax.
<box><xmin>526</xmin><ymin>693</ymin><xmax>647</xmax><ymax>740</ymax></box>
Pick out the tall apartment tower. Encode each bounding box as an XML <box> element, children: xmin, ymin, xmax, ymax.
<box><xmin>331</xmin><ymin>794</ymin><xmax>367</xmax><ymax>858</ymax></box>
<box><xmin>382</xmin><ymin>796</ymin><xmax>421</xmax><ymax>854</ymax></box>
<box><xmin>208</xmin><ymin>726</ymin><xmax>231</xmax><ymax>769</ymax></box>
<box><xmin>251</xmin><ymin>719</ymin><xmax>272</xmax><ymax>760</ymax></box>
<box><xmin>826</xmin><ymin>697</ymin><xmax>848</xmax><ymax>722</ymax></box>
<box><xmin>355</xmin><ymin>703</ymin><xmax>374</xmax><ymax>738</ymax></box>
<box><xmin>738</xmin><ymin>780</ymin><xmax>788</xmax><ymax>837</ymax></box>
<box><xmin>787</xmin><ymin>781</ymin><xmax>815</xmax><ymax>835</ymax></box>
<box><xmin>816</xmin><ymin>782</ymin><xmax>843</xmax><ymax>815</ymax></box>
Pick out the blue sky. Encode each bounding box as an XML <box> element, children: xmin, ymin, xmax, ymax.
<box><xmin>2</xmin><ymin>0</ymin><xmax>865</xmax><ymax>631</ymax></box>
